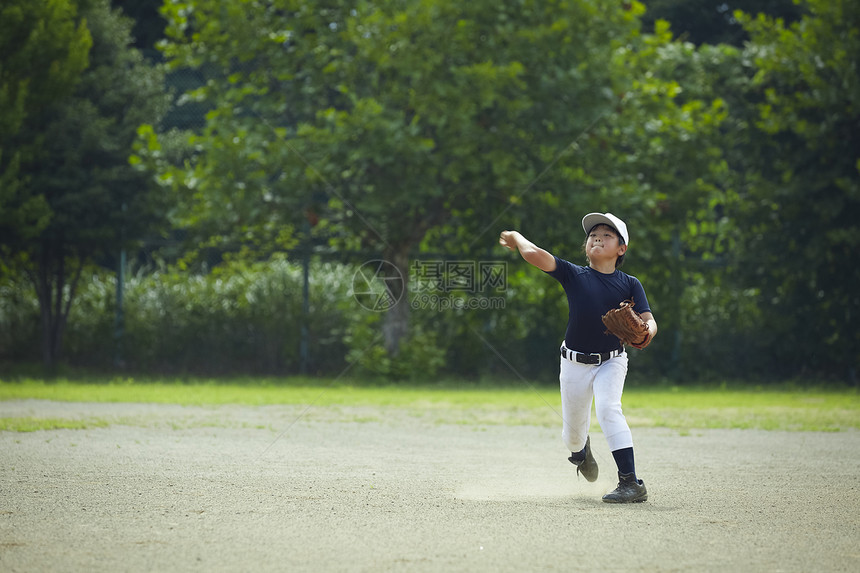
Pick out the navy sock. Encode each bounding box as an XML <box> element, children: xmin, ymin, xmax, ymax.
<box><xmin>611</xmin><ymin>447</ymin><xmax>636</xmax><ymax>476</ymax></box>
<box><xmin>569</xmin><ymin>445</ymin><xmax>586</xmax><ymax>462</ymax></box>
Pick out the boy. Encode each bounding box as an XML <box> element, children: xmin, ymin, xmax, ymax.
<box><xmin>499</xmin><ymin>212</ymin><xmax>657</xmax><ymax>503</ymax></box>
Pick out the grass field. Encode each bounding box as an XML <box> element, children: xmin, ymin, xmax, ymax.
<box><xmin>0</xmin><ymin>376</ymin><xmax>857</xmax><ymax>433</ymax></box>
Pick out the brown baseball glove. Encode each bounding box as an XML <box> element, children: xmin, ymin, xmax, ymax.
<box><xmin>602</xmin><ymin>299</ymin><xmax>651</xmax><ymax>349</ymax></box>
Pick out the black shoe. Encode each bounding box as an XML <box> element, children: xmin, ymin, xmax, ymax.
<box><xmin>568</xmin><ymin>436</ymin><xmax>598</xmax><ymax>482</ymax></box>
<box><xmin>602</xmin><ymin>471</ymin><xmax>648</xmax><ymax>503</ymax></box>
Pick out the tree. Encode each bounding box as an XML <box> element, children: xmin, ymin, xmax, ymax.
<box><xmin>723</xmin><ymin>0</ymin><xmax>860</xmax><ymax>379</ymax></box>
<box><xmin>0</xmin><ymin>0</ymin><xmax>171</xmax><ymax>370</ymax></box>
<box><xmin>0</xmin><ymin>0</ymin><xmax>92</xmax><ymax>244</ymax></box>
<box><xmin>152</xmin><ymin>0</ymin><xmax>656</xmax><ymax>356</ymax></box>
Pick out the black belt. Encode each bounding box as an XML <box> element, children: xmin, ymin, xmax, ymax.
<box><xmin>561</xmin><ymin>345</ymin><xmax>623</xmax><ymax>365</ymax></box>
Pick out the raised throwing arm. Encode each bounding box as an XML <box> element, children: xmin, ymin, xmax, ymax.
<box><xmin>499</xmin><ymin>231</ymin><xmax>557</xmax><ymax>272</ymax></box>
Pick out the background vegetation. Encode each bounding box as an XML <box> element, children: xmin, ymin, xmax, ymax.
<box><xmin>1</xmin><ymin>0</ymin><xmax>857</xmax><ymax>385</ymax></box>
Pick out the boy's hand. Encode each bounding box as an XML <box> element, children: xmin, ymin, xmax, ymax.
<box><xmin>499</xmin><ymin>230</ymin><xmax>519</xmax><ymax>251</ymax></box>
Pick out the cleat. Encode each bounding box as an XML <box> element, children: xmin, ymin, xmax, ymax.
<box><xmin>602</xmin><ymin>471</ymin><xmax>648</xmax><ymax>503</ymax></box>
<box><xmin>568</xmin><ymin>436</ymin><xmax>599</xmax><ymax>482</ymax></box>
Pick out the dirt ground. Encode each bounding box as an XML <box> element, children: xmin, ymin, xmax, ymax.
<box><xmin>1</xmin><ymin>400</ymin><xmax>858</xmax><ymax>572</ymax></box>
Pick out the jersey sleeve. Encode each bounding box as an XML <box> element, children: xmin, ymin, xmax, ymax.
<box><xmin>630</xmin><ymin>276</ymin><xmax>651</xmax><ymax>314</ymax></box>
<box><xmin>544</xmin><ymin>256</ymin><xmax>571</xmax><ymax>283</ymax></box>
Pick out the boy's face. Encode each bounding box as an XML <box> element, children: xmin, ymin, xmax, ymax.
<box><xmin>585</xmin><ymin>224</ymin><xmax>627</xmax><ymax>261</ymax></box>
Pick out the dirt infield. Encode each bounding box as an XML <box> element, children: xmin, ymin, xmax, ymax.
<box><xmin>1</xmin><ymin>400</ymin><xmax>858</xmax><ymax>572</ymax></box>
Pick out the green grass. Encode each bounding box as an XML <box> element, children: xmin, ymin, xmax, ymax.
<box><xmin>0</xmin><ymin>416</ymin><xmax>111</xmax><ymax>432</ymax></box>
<box><xmin>621</xmin><ymin>388</ymin><xmax>859</xmax><ymax>432</ymax></box>
<box><xmin>1</xmin><ymin>376</ymin><xmax>857</xmax><ymax>433</ymax></box>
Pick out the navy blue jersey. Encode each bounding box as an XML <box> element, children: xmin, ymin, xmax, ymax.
<box><xmin>545</xmin><ymin>256</ymin><xmax>651</xmax><ymax>353</ymax></box>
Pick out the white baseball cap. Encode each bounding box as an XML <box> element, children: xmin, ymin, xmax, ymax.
<box><xmin>581</xmin><ymin>212</ymin><xmax>629</xmax><ymax>245</ymax></box>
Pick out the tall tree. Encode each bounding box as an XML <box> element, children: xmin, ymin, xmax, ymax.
<box><xmin>0</xmin><ymin>0</ymin><xmax>91</xmax><ymax>244</ymax></box>
<box><xmin>152</xmin><ymin>0</ymin><xmax>656</xmax><ymax>355</ymax></box>
<box><xmin>0</xmin><ymin>0</ymin><xmax>171</xmax><ymax>370</ymax></box>
<box><xmin>725</xmin><ymin>0</ymin><xmax>860</xmax><ymax>379</ymax></box>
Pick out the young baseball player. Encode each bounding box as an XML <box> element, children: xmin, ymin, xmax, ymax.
<box><xmin>499</xmin><ymin>212</ymin><xmax>657</xmax><ymax>503</ymax></box>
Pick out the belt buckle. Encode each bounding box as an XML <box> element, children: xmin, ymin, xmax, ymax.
<box><xmin>594</xmin><ymin>353</ymin><xmax>604</xmax><ymax>366</ymax></box>
<box><xmin>576</xmin><ymin>352</ymin><xmax>600</xmax><ymax>365</ymax></box>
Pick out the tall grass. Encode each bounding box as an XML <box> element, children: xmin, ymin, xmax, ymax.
<box><xmin>0</xmin><ymin>257</ymin><xmax>563</xmax><ymax>380</ymax></box>
<box><xmin>1</xmin><ymin>255</ymin><xmax>855</xmax><ymax>383</ymax></box>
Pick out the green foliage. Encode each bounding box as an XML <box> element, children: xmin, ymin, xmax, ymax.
<box><xmin>515</xmin><ymin>20</ymin><xmax>737</xmax><ymax>375</ymax></box>
<box><xmin>0</xmin><ymin>0</ymin><xmax>172</xmax><ymax>368</ymax></box>
<box><xmin>115</xmin><ymin>258</ymin><xmax>352</xmax><ymax>374</ymax></box>
<box><xmin>344</xmin><ymin>317</ymin><xmax>448</xmax><ymax>381</ymax></box>
<box><xmin>717</xmin><ymin>0</ymin><xmax>860</xmax><ymax>377</ymax></box>
<box><xmin>639</xmin><ymin>0</ymin><xmax>805</xmax><ymax>46</ymax></box>
<box><xmin>0</xmin><ymin>257</ymin><xmax>591</xmax><ymax>380</ymax></box>
<box><xmin>0</xmin><ymin>0</ymin><xmax>92</xmax><ymax>240</ymax></box>
<box><xmin>0</xmin><ymin>257</ymin><xmax>356</xmax><ymax>375</ymax></box>
<box><xmin>23</xmin><ymin>0</ymin><xmax>173</xmax><ymax>254</ymax></box>
<box><xmin>148</xmin><ymin>0</ymin><xmax>654</xmax><ymax>355</ymax></box>
<box><xmin>0</xmin><ymin>247</ymin><xmax>854</xmax><ymax>382</ymax></box>
<box><xmin>3</xmin><ymin>0</ymin><xmax>857</xmax><ymax>382</ymax></box>
<box><xmin>110</xmin><ymin>0</ymin><xmax>167</xmax><ymax>54</ymax></box>
<box><xmin>0</xmin><ymin>271</ymin><xmax>41</xmax><ymax>361</ymax></box>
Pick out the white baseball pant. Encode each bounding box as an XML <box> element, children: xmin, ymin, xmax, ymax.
<box><xmin>559</xmin><ymin>348</ymin><xmax>633</xmax><ymax>453</ymax></box>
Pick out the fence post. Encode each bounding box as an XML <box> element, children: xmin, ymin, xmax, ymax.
<box><xmin>670</xmin><ymin>226</ymin><xmax>682</xmax><ymax>379</ymax></box>
<box><xmin>114</xmin><ymin>247</ymin><xmax>126</xmax><ymax>368</ymax></box>
<box><xmin>300</xmin><ymin>217</ymin><xmax>310</xmax><ymax>374</ymax></box>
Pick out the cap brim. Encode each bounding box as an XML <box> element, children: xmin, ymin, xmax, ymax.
<box><xmin>582</xmin><ymin>213</ymin><xmax>617</xmax><ymax>236</ymax></box>
<box><xmin>582</xmin><ymin>212</ymin><xmax>629</xmax><ymax>245</ymax></box>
